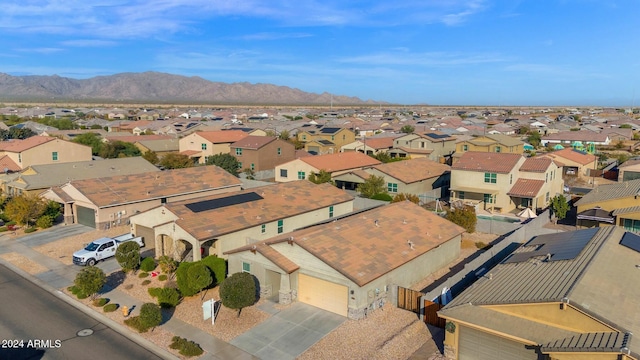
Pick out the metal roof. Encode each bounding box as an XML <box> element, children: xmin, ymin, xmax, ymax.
<box><xmin>574</xmin><ymin>179</ymin><xmax>640</xmax><ymax>207</ymax></box>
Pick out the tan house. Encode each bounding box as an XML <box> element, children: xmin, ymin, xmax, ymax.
<box><xmin>539</xmin><ymin>148</ymin><xmax>597</xmax><ymax>180</ymax></box>
<box><xmin>454</xmin><ymin>134</ymin><xmax>524</xmax><ymax>161</ymax></box>
<box><xmin>340</xmin><ymin>136</ymin><xmax>396</xmax><ymax>155</ymax></box>
<box><xmin>275</xmin><ymin>152</ymin><xmax>381</xmax><ymax>183</ymax></box>
<box><xmin>439</xmin><ymin>226</ymin><xmax>640</xmax><ymax>360</ymax></box>
<box><xmin>230</xmin><ymin>136</ymin><xmax>295</xmax><ymax>176</ymax></box>
<box><xmin>0</xmin><ymin>136</ymin><xmax>92</xmax><ymax>171</ymax></box>
<box><xmin>450</xmin><ymin>152</ymin><xmax>564</xmax><ymax>213</ymax></box>
<box><xmin>179</xmin><ymin>130</ymin><xmax>249</xmax><ymax>164</ymax></box>
<box><xmin>618</xmin><ymin>159</ymin><xmax>640</xmax><ymax>182</ymax></box>
<box><xmin>128</xmin><ymin>181</ymin><xmax>354</xmax><ymax>262</ymax></box>
<box><xmin>574</xmin><ymin>179</ymin><xmax>640</xmax><ymax>230</ymax></box>
<box><xmin>296</xmin><ymin>126</ymin><xmax>356</xmax><ymax>155</ymax></box>
<box><xmin>225</xmin><ymin>201</ymin><xmax>465</xmax><ymax>318</ymax></box>
<box><xmin>388</xmin><ymin>131</ymin><xmax>456</xmax><ymax>163</ymax></box>
<box><xmin>41</xmin><ymin>166</ymin><xmax>242</xmax><ymax>230</ymax></box>
<box><xmin>134</xmin><ymin>138</ymin><xmax>180</xmax><ymax>158</ymax></box>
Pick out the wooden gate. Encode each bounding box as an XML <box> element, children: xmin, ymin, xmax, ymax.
<box><xmin>423</xmin><ymin>300</ymin><xmax>445</xmax><ymax>328</ymax></box>
<box><xmin>397</xmin><ymin>286</ymin><xmax>422</xmax><ymax>314</ymax></box>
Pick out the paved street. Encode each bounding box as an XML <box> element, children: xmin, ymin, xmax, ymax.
<box><xmin>0</xmin><ymin>263</ymin><xmax>163</xmax><ymax>360</ymax></box>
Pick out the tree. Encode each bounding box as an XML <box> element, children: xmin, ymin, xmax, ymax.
<box><xmin>308</xmin><ymin>170</ymin><xmax>334</xmax><ymax>185</ymax></box>
<box><xmin>550</xmin><ymin>195</ymin><xmax>569</xmax><ymax>221</ymax></box>
<box><xmin>139</xmin><ymin>303</ymin><xmax>162</xmax><ymax>331</ymax></box>
<box><xmin>42</xmin><ymin>200</ymin><xmax>62</xmax><ymax>219</ymax></box>
<box><xmin>158</xmin><ymin>255</ymin><xmax>178</xmax><ymax>277</ymax></box>
<box><xmin>159</xmin><ymin>153</ymin><xmax>193</xmax><ymax>169</ymax></box>
<box><xmin>527</xmin><ymin>131</ymin><xmax>541</xmax><ymax>148</ymax></box>
<box><xmin>278</xmin><ymin>129</ymin><xmax>290</xmax><ymax>140</ymax></box>
<box><xmin>205</xmin><ymin>153</ymin><xmax>240</xmax><ymax>177</ymax></box>
<box><xmin>74</xmin><ymin>266</ymin><xmax>106</xmax><ymax>300</ymax></box>
<box><xmin>371</xmin><ymin>152</ymin><xmax>404</xmax><ymax>163</ymax></box>
<box><xmin>219</xmin><ymin>272</ymin><xmax>257</xmax><ymax>317</ymax></box>
<box><xmin>73</xmin><ymin>132</ymin><xmax>103</xmax><ymax>155</ymax></box>
<box><xmin>357</xmin><ymin>175</ymin><xmax>387</xmax><ymax>198</ymax></box>
<box><xmin>445</xmin><ymin>205</ymin><xmax>476</xmax><ymax>233</ymax></box>
<box><xmin>115</xmin><ymin>241</ymin><xmax>141</xmax><ymax>273</ymax></box>
<box><xmin>187</xmin><ymin>263</ymin><xmax>213</xmax><ymax>299</ymax></box>
<box><xmin>400</xmin><ymin>125</ymin><xmax>415</xmax><ymax>134</ymax></box>
<box><xmin>4</xmin><ymin>193</ymin><xmax>46</xmax><ymax>227</ymax></box>
<box><xmin>99</xmin><ymin>141</ymin><xmax>141</xmax><ymax>158</ymax></box>
<box><xmin>391</xmin><ymin>193</ymin><xmax>420</xmax><ymax>204</ymax></box>
<box><xmin>142</xmin><ymin>150</ymin><xmax>160</xmax><ymax>165</ymax></box>
<box><xmin>615</xmin><ymin>140</ymin><xmax>625</xmax><ymax>150</ymax></box>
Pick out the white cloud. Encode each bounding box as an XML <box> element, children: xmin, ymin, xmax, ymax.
<box><xmin>61</xmin><ymin>39</ymin><xmax>118</xmax><ymax>47</ymax></box>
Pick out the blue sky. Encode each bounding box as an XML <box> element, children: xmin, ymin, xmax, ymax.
<box><xmin>2</xmin><ymin>1</ymin><xmax>640</xmax><ymax>106</ymax></box>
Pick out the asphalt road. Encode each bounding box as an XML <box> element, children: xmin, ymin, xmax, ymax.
<box><xmin>0</xmin><ymin>263</ymin><xmax>162</xmax><ymax>360</ymax></box>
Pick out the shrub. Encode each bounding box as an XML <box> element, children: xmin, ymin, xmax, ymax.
<box><xmin>140</xmin><ymin>257</ymin><xmax>156</xmax><ymax>272</ymax></box>
<box><xmin>93</xmin><ymin>298</ymin><xmax>109</xmax><ymax>307</ymax></box>
<box><xmin>5</xmin><ymin>221</ymin><xmax>16</xmax><ymax>226</ymax></box>
<box><xmin>139</xmin><ymin>303</ymin><xmax>162</xmax><ymax>331</ymax></box>
<box><xmin>141</xmin><ymin>279</ymin><xmax>151</xmax><ymax>285</ymax></box>
<box><xmin>186</xmin><ymin>263</ymin><xmax>212</xmax><ymax>296</ymax></box>
<box><xmin>200</xmin><ymin>255</ymin><xmax>226</xmax><ymax>286</ymax></box>
<box><xmin>36</xmin><ymin>215</ymin><xmax>53</xmax><ymax>229</ymax></box>
<box><xmin>371</xmin><ymin>193</ymin><xmax>393</xmax><ymax>201</ymax></box>
<box><xmin>391</xmin><ymin>193</ymin><xmax>420</xmax><ymax>204</ymax></box>
<box><xmin>116</xmin><ymin>241</ymin><xmax>141</xmax><ymax>273</ymax></box>
<box><xmin>220</xmin><ymin>272</ymin><xmax>257</xmax><ymax>317</ymax></box>
<box><xmin>124</xmin><ymin>316</ymin><xmax>147</xmax><ymax>333</ymax></box>
<box><xmin>148</xmin><ymin>287</ymin><xmax>162</xmax><ymax>298</ymax></box>
<box><xmin>157</xmin><ymin>287</ymin><xmax>181</xmax><ymax>308</ymax></box>
<box><xmin>0</xmin><ymin>226</ymin><xmax>7</xmax><ymax>232</ymax></box>
<box><xmin>103</xmin><ymin>303</ymin><xmax>119</xmax><ymax>312</ymax></box>
<box><xmin>170</xmin><ymin>336</ymin><xmax>203</xmax><ymax>357</ymax></box>
<box><xmin>24</xmin><ymin>227</ymin><xmax>37</xmax><ymax>233</ymax></box>
<box><xmin>138</xmin><ymin>272</ymin><xmax>149</xmax><ymax>278</ymax></box>
<box><xmin>158</xmin><ymin>255</ymin><xmax>178</xmax><ymax>275</ymax></box>
<box><xmin>475</xmin><ymin>241</ymin><xmax>488</xmax><ymax>249</ymax></box>
<box><xmin>176</xmin><ymin>262</ymin><xmax>197</xmax><ymax>297</ymax></box>
<box><xmin>76</xmin><ymin>292</ymin><xmax>89</xmax><ymax>300</ymax></box>
<box><xmin>445</xmin><ymin>205</ymin><xmax>476</xmax><ymax>233</ymax></box>
<box><xmin>158</xmin><ymin>274</ymin><xmax>168</xmax><ymax>281</ymax></box>
<box><xmin>74</xmin><ymin>266</ymin><xmax>106</xmax><ymax>300</ymax></box>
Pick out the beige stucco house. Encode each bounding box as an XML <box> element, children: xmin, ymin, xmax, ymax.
<box><xmin>539</xmin><ymin>148</ymin><xmax>597</xmax><ymax>181</ymax></box>
<box><xmin>0</xmin><ymin>136</ymin><xmax>92</xmax><ymax>171</ymax></box>
<box><xmin>297</xmin><ymin>126</ymin><xmax>356</xmax><ymax>155</ymax></box>
<box><xmin>453</xmin><ymin>134</ymin><xmax>525</xmax><ymax>161</ymax></box>
<box><xmin>179</xmin><ymin>130</ymin><xmax>249</xmax><ymax>164</ymax></box>
<box><xmin>275</xmin><ymin>152</ymin><xmax>381</xmax><ymax>182</ymax></box>
<box><xmin>388</xmin><ymin>131</ymin><xmax>457</xmax><ymax>163</ymax></box>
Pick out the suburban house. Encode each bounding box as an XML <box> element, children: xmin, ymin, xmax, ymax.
<box><xmin>225</xmin><ymin>201</ymin><xmax>465</xmax><ymax>318</ymax></box>
<box><xmin>0</xmin><ymin>136</ymin><xmax>92</xmax><ymax>171</ymax></box>
<box><xmin>388</xmin><ymin>131</ymin><xmax>457</xmax><ymax>163</ymax></box>
<box><xmin>41</xmin><ymin>166</ymin><xmax>242</xmax><ymax>229</ymax></box>
<box><xmin>439</xmin><ymin>226</ymin><xmax>640</xmax><ymax>360</ymax></box>
<box><xmin>618</xmin><ymin>159</ymin><xmax>640</xmax><ymax>182</ymax></box>
<box><xmin>333</xmin><ymin>157</ymin><xmax>451</xmax><ymax>201</ymax></box>
<box><xmin>541</xmin><ymin>131</ymin><xmax>610</xmax><ymax>147</ymax></box>
<box><xmin>179</xmin><ymin>130</ymin><xmax>249</xmax><ymax>164</ymax></box>
<box><xmin>133</xmin><ymin>138</ymin><xmax>180</xmax><ymax>158</ymax></box>
<box><xmin>0</xmin><ymin>157</ymin><xmax>159</xmax><ymax>197</ymax></box>
<box><xmin>229</xmin><ymin>136</ymin><xmax>296</xmax><ymax>178</ymax></box>
<box><xmin>539</xmin><ymin>148</ymin><xmax>597</xmax><ymax>180</ymax></box>
<box><xmin>453</xmin><ymin>134</ymin><xmax>525</xmax><ymax>161</ymax></box>
<box><xmin>275</xmin><ymin>152</ymin><xmax>381</xmax><ymax>183</ymax></box>
<box><xmin>296</xmin><ymin>126</ymin><xmax>356</xmax><ymax>155</ymax></box>
<box><xmin>450</xmin><ymin>152</ymin><xmax>564</xmax><ymax>213</ymax></box>
<box><xmin>128</xmin><ymin>181</ymin><xmax>354</xmax><ymax>262</ymax></box>
<box><xmin>574</xmin><ymin>179</ymin><xmax>640</xmax><ymax>230</ymax></box>
<box><xmin>340</xmin><ymin>136</ymin><xmax>396</xmax><ymax>155</ymax></box>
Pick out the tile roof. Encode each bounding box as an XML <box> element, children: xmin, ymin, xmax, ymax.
<box><xmin>0</xmin><ymin>155</ymin><xmax>20</xmax><ymax>172</ymax></box>
<box><xmin>361</xmin><ymin>137</ymin><xmax>395</xmax><ymax>149</ymax></box>
<box><xmin>168</xmin><ymin>181</ymin><xmax>354</xmax><ymax>241</ymax></box>
<box><xmin>67</xmin><ymin>165</ymin><xmax>241</xmax><ymax>207</ymax></box>
<box><xmin>300</xmin><ymin>152</ymin><xmax>381</xmax><ymax>173</ymax></box>
<box><xmin>542</xmin><ymin>131</ymin><xmax>609</xmax><ymax>142</ymax></box>
<box><xmin>105</xmin><ymin>135</ymin><xmax>174</xmax><ymax>143</ymax></box>
<box><xmin>575</xmin><ymin>178</ymin><xmax>640</xmax><ymax>207</ymax></box>
<box><xmin>452</xmin><ymin>152</ymin><xmax>522</xmax><ymax>173</ymax></box>
<box><xmin>228</xmin><ymin>201</ymin><xmax>464</xmax><ymax>287</ymax></box>
<box><xmin>371</xmin><ymin>158</ymin><xmax>450</xmax><ymax>184</ymax></box>
<box><xmin>543</xmin><ymin>148</ymin><xmax>596</xmax><ymax>165</ymax></box>
<box><xmin>0</xmin><ymin>136</ymin><xmax>55</xmax><ymax>152</ymax></box>
<box><xmin>507</xmin><ymin>178</ymin><xmax>544</xmax><ymax>198</ymax></box>
<box><xmin>135</xmin><ymin>139</ymin><xmax>180</xmax><ymax>152</ymax></box>
<box><xmin>231</xmin><ymin>136</ymin><xmax>276</xmax><ymax>149</ymax></box>
<box><xmin>196</xmin><ymin>130</ymin><xmax>249</xmax><ymax>143</ymax></box>
<box><xmin>519</xmin><ymin>157</ymin><xmax>553</xmax><ymax>173</ymax></box>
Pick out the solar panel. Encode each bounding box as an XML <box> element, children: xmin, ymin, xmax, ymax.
<box><xmin>620</xmin><ymin>232</ymin><xmax>640</xmax><ymax>253</ymax></box>
<box><xmin>504</xmin><ymin>228</ymin><xmax>599</xmax><ymax>263</ymax></box>
<box><xmin>320</xmin><ymin>127</ymin><xmax>341</xmax><ymax>134</ymax></box>
<box><xmin>185</xmin><ymin>192</ymin><xmax>263</xmax><ymax>213</ymax></box>
<box><xmin>425</xmin><ymin>133</ymin><xmax>449</xmax><ymax>139</ymax></box>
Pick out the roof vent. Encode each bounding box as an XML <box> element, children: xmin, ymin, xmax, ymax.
<box><xmin>407</xmin><ymin>240</ymin><xmax>415</xmax><ymax>250</ymax></box>
<box><xmin>374</xmin><ymin>220</ymin><xmax>380</xmax><ymax>227</ymax></box>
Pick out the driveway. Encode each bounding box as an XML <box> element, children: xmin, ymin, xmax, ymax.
<box><xmin>230</xmin><ymin>302</ymin><xmax>345</xmax><ymax>360</ymax></box>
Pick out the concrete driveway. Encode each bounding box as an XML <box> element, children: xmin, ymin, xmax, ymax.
<box><xmin>230</xmin><ymin>302</ymin><xmax>345</xmax><ymax>360</ymax></box>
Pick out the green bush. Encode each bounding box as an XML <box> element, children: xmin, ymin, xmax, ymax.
<box><xmin>200</xmin><ymin>255</ymin><xmax>226</xmax><ymax>286</ymax></box>
<box><xmin>169</xmin><ymin>336</ymin><xmax>186</xmax><ymax>350</ymax></box>
<box><xmin>24</xmin><ymin>227</ymin><xmax>37</xmax><ymax>233</ymax></box>
<box><xmin>103</xmin><ymin>303</ymin><xmax>119</xmax><ymax>312</ymax></box>
<box><xmin>138</xmin><ymin>272</ymin><xmax>149</xmax><ymax>278</ymax></box>
<box><xmin>36</xmin><ymin>215</ymin><xmax>53</xmax><ymax>229</ymax></box>
<box><xmin>5</xmin><ymin>221</ymin><xmax>16</xmax><ymax>226</ymax></box>
<box><xmin>176</xmin><ymin>262</ymin><xmax>197</xmax><ymax>297</ymax></box>
<box><xmin>139</xmin><ymin>303</ymin><xmax>162</xmax><ymax>331</ymax></box>
<box><xmin>371</xmin><ymin>193</ymin><xmax>393</xmax><ymax>201</ymax></box>
<box><xmin>93</xmin><ymin>298</ymin><xmax>109</xmax><ymax>307</ymax></box>
<box><xmin>124</xmin><ymin>316</ymin><xmax>148</xmax><ymax>333</ymax></box>
<box><xmin>156</xmin><ymin>287</ymin><xmax>181</xmax><ymax>308</ymax></box>
<box><xmin>158</xmin><ymin>255</ymin><xmax>177</xmax><ymax>275</ymax></box>
<box><xmin>158</xmin><ymin>274</ymin><xmax>168</xmax><ymax>281</ymax></box>
<box><xmin>141</xmin><ymin>279</ymin><xmax>151</xmax><ymax>285</ymax></box>
<box><xmin>220</xmin><ymin>272</ymin><xmax>257</xmax><ymax>317</ymax></box>
<box><xmin>140</xmin><ymin>257</ymin><xmax>156</xmax><ymax>272</ymax></box>
<box><xmin>170</xmin><ymin>336</ymin><xmax>203</xmax><ymax>357</ymax></box>
<box><xmin>445</xmin><ymin>205</ymin><xmax>477</xmax><ymax>233</ymax></box>
<box><xmin>76</xmin><ymin>292</ymin><xmax>89</xmax><ymax>299</ymax></box>
<box><xmin>0</xmin><ymin>226</ymin><xmax>7</xmax><ymax>232</ymax></box>
<box><xmin>116</xmin><ymin>241</ymin><xmax>141</xmax><ymax>273</ymax></box>
<box><xmin>148</xmin><ymin>287</ymin><xmax>162</xmax><ymax>298</ymax></box>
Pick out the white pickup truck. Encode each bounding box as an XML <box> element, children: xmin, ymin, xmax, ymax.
<box><xmin>73</xmin><ymin>233</ymin><xmax>144</xmax><ymax>266</ymax></box>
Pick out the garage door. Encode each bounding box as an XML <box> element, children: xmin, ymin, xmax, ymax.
<box><xmin>298</xmin><ymin>274</ymin><xmax>348</xmax><ymax>317</ymax></box>
<box><xmin>459</xmin><ymin>326</ymin><xmax>537</xmax><ymax>360</ymax></box>
<box><xmin>134</xmin><ymin>225</ymin><xmax>155</xmax><ymax>249</ymax></box>
<box><xmin>76</xmin><ymin>206</ymin><xmax>96</xmax><ymax>228</ymax></box>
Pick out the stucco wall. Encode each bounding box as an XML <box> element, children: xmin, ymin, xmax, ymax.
<box><xmin>20</xmin><ymin>139</ymin><xmax>92</xmax><ymax>168</ymax></box>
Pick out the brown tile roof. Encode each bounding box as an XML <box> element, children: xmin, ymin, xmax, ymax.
<box><xmin>105</xmin><ymin>135</ymin><xmax>174</xmax><ymax>143</ymax></box>
<box><xmin>372</xmin><ymin>158</ymin><xmax>450</xmax><ymax>184</ymax></box>
<box><xmin>0</xmin><ymin>155</ymin><xmax>20</xmax><ymax>172</ymax></box>
<box><xmin>168</xmin><ymin>181</ymin><xmax>354</xmax><ymax>241</ymax></box>
<box><xmin>519</xmin><ymin>157</ymin><xmax>553</xmax><ymax>173</ymax></box>
<box><xmin>251</xmin><ymin>243</ymin><xmax>300</xmax><ymax>274</ymax></box>
<box><xmin>231</xmin><ymin>136</ymin><xmax>276</xmax><ymax>149</ymax></box>
<box><xmin>544</xmin><ymin>148</ymin><xmax>596</xmax><ymax>165</ymax></box>
<box><xmin>300</xmin><ymin>152</ymin><xmax>381</xmax><ymax>173</ymax></box>
<box><xmin>196</xmin><ymin>130</ymin><xmax>249</xmax><ymax>144</ymax></box>
<box><xmin>0</xmin><ymin>136</ymin><xmax>55</xmax><ymax>152</ymax></box>
<box><xmin>452</xmin><ymin>152</ymin><xmax>522</xmax><ymax>173</ymax></box>
<box><xmin>350</xmin><ymin>169</ymin><xmax>371</xmax><ymax>180</ymax></box>
<box><xmin>229</xmin><ymin>201</ymin><xmax>464</xmax><ymax>287</ymax></box>
<box><xmin>507</xmin><ymin>178</ymin><xmax>544</xmax><ymax>198</ymax></box>
<box><xmin>542</xmin><ymin>131</ymin><xmax>608</xmax><ymax>142</ymax></box>
<box><xmin>118</xmin><ymin>120</ymin><xmax>153</xmax><ymax>130</ymax></box>
<box><xmin>295</xmin><ymin>149</ymin><xmax>313</xmax><ymax>158</ymax></box>
<box><xmin>363</xmin><ymin>137</ymin><xmax>395</xmax><ymax>149</ymax></box>
<box><xmin>68</xmin><ymin>166</ymin><xmax>241</xmax><ymax>207</ymax></box>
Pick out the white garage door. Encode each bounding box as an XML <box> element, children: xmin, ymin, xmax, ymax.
<box><xmin>459</xmin><ymin>325</ymin><xmax>538</xmax><ymax>360</ymax></box>
<box><xmin>298</xmin><ymin>274</ymin><xmax>348</xmax><ymax>317</ymax></box>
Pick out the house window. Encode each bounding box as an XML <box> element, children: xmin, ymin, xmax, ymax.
<box><xmin>484</xmin><ymin>173</ymin><xmax>497</xmax><ymax>184</ymax></box>
<box><xmin>201</xmin><ymin>143</ymin><xmax>207</xmax><ymax>150</ymax></box>
<box><xmin>495</xmin><ymin>146</ymin><xmax>501</xmax><ymax>153</ymax></box>
<box><xmin>18</xmin><ymin>154</ymin><xmax>21</xmax><ymax>163</ymax></box>
<box><xmin>545</xmin><ymin>173</ymin><xmax>548</xmax><ymax>183</ymax></box>
<box><xmin>277</xmin><ymin>219</ymin><xmax>284</xmax><ymax>234</ymax></box>
<box><xmin>483</xmin><ymin>194</ymin><xmax>494</xmax><ymax>204</ymax></box>
<box><xmin>510</xmin><ymin>174</ymin><xmax>513</xmax><ymax>184</ymax></box>
<box><xmin>387</xmin><ymin>183</ymin><xmax>398</xmax><ymax>193</ymax></box>
<box><xmin>329</xmin><ymin>206</ymin><xmax>334</xmax><ymax>218</ymax></box>
<box><xmin>242</xmin><ymin>262</ymin><xmax>251</xmax><ymax>273</ymax></box>
<box><xmin>342</xmin><ymin>134</ymin><xmax>346</xmax><ymax>140</ymax></box>
<box><xmin>280</xmin><ymin>169</ymin><xmax>288</xmax><ymax>178</ymax></box>
<box><xmin>251</xmin><ymin>163</ymin><xmax>255</xmax><ymax>171</ymax></box>
<box><xmin>52</xmin><ymin>152</ymin><xmax>58</xmax><ymax>161</ymax></box>
<box><xmin>277</xmin><ymin>147</ymin><xmax>281</xmax><ymax>155</ymax></box>
<box><xmin>261</xmin><ymin>224</ymin><xmax>266</xmax><ymax>234</ymax></box>
<box><xmin>331</xmin><ymin>135</ymin><xmax>335</xmax><ymax>141</ymax></box>
<box><xmin>623</xmin><ymin>219</ymin><xmax>640</xmax><ymax>232</ymax></box>
<box><xmin>235</xmin><ymin>148</ymin><xmax>242</xmax><ymax>156</ymax></box>
<box><xmin>546</xmin><ymin>192</ymin><xmax>550</xmax><ymax>202</ymax></box>
<box><xmin>459</xmin><ymin>191</ymin><xmax>465</xmax><ymax>200</ymax></box>
<box><xmin>421</xmin><ymin>142</ymin><xmax>425</xmax><ymax>148</ymax></box>
<box><xmin>463</xmin><ymin>145</ymin><xmax>468</xmax><ymax>151</ymax></box>
<box><xmin>297</xmin><ymin>171</ymin><xmax>305</xmax><ymax>180</ymax></box>
<box><xmin>302</xmin><ymin>135</ymin><xmax>307</xmax><ymax>141</ymax></box>
<box><xmin>238</xmin><ymin>162</ymin><xmax>242</xmax><ymax>169</ymax></box>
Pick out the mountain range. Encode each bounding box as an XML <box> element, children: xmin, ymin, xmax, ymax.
<box><xmin>0</xmin><ymin>72</ymin><xmax>379</xmax><ymax>105</ymax></box>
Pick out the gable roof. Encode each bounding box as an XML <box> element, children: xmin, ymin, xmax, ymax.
<box><xmin>0</xmin><ymin>136</ymin><xmax>55</xmax><ymax>152</ymax></box>
<box><xmin>542</xmin><ymin>131</ymin><xmax>609</xmax><ymax>143</ymax></box>
<box><xmin>507</xmin><ymin>178</ymin><xmax>545</xmax><ymax>198</ymax></box>
<box><xmin>452</xmin><ymin>152</ymin><xmax>522</xmax><ymax>173</ymax></box>
<box><xmin>371</xmin><ymin>158</ymin><xmax>450</xmax><ymax>184</ymax></box>
<box><xmin>575</xmin><ymin>178</ymin><xmax>640</xmax><ymax>206</ymax></box>
<box><xmin>542</xmin><ymin>148</ymin><xmax>596</xmax><ymax>165</ymax></box>
<box><xmin>231</xmin><ymin>136</ymin><xmax>276</xmax><ymax>149</ymax></box>
<box><xmin>195</xmin><ymin>130</ymin><xmax>249</xmax><ymax>144</ymax></box>
<box><xmin>299</xmin><ymin>152</ymin><xmax>381</xmax><ymax>173</ymax></box>
<box><xmin>0</xmin><ymin>155</ymin><xmax>20</xmax><ymax>172</ymax></box>
<box><xmin>227</xmin><ymin>201</ymin><xmax>464</xmax><ymax>287</ymax></box>
<box><xmin>362</xmin><ymin>137</ymin><xmax>395</xmax><ymax>149</ymax></box>
<box><xmin>519</xmin><ymin>157</ymin><xmax>554</xmax><ymax>173</ymax></box>
<box><xmin>105</xmin><ymin>135</ymin><xmax>174</xmax><ymax>143</ymax></box>
<box><xmin>134</xmin><ymin>139</ymin><xmax>179</xmax><ymax>152</ymax></box>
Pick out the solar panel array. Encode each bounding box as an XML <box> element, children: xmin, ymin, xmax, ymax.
<box><xmin>185</xmin><ymin>192</ymin><xmax>263</xmax><ymax>213</ymax></box>
<box><xmin>504</xmin><ymin>228</ymin><xmax>599</xmax><ymax>263</ymax></box>
<box><xmin>620</xmin><ymin>232</ymin><xmax>640</xmax><ymax>253</ymax></box>
<box><xmin>425</xmin><ymin>133</ymin><xmax>450</xmax><ymax>139</ymax></box>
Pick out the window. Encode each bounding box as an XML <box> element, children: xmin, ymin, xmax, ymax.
<box><xmin>242</xmin><ymin>262</ymin><xmax>251</xmax><ymax>273</ymax></box>
<box><xmin>331</xmin><ymin>135</ymin><xmax>335</xmax><ymax>141</ymax></box>
<box><xmin>251</xmin><ymin>163</ymin><xmax>255</xmax><ymax>171</ymax></box>
<box><xmin>52</xmin><ymin>152</ymin><xmax>58</xmax><ymax>161</ymax></box>
<box><xmin>387</xmin><ymin>183</ymin><xmax>398</xmax><ymax>193</ymax></box>
<box><xmin>18</xmin><ymin>154</ymin><xmax>21</xmax><ymax>163</ymax></box>
<box><xmin>302</xmin><ymin>135</ymin><xmax>307</xmax><ymax>141</ymax></box>
<box><xmin>280</xmin><ymin>169</ymin><xmax>288</xmax><ymax>178</ymax></box>
<box><xmin>201</xmin><ymin>143</ymin><xmax>207</xmax><ymax>150</ymax></box>
<box><xmin>297</xmin><ymin>171</ymin><xmax>305</xmax><ymax>180</ymax></box>
<box><xmin>463</xmin><ymin>145</ymin><xmax>468</xmax><ymax>151</ymax></box>
<box><xmin>495</xmin><ymin>146</ymin><xmax>501</xmax><ymax>153</ymax></box>
<box><xmin>623</xmin><ymin>219</ymin><xmax>640</xmax><ymax>232</ymax></box>
<box><xmin>459</xmin><ymin>191</ymin><xmax>465</xmax><ymax>200</ymax></box>
<box><xmin>277</xmin><ymin>220</ymin><xmax>284</xmax><ymax>234</ymax></box>
<box><xmin>342</xmin><ymin>134</ymin><xmax>346</xmax><ymax>140</ymax></box>
<box><xmin>261</xmin><ymin>224</ymin><xmax>266</xmax><ymax>234</ymax></box>
<box><xmin>510</xmin><ymin>174</ymin><xmax>513</xmax><ymax>184</ymax></box>
<box><xmin>277</xmin><ymin>147</ymin><xmax>281</xmax><ymax>155</ymax></box>
<box><xmin>235</xmin><ymin>148</ymin><xmax>243</xmax><ymax>156</ymax></box>
<box><xmin>483</xmin><ymin>194</ymin><xmax>494</xmax><ymax>204</ymax></box>
<box><xmin>329</xmin><ymin>206</ymin><xmax>334</xmax><ymax>218</ymax></box>
<box><xmin>545</xmin><ymin>173</ymin><xmax>548</xmax><ymax>183</ymax></box>
<box><xmin>545</xmin><ymin>192</ymin><xmax>550</xmax><ymax>202</ymax></box>
<box><xmin>484</xmin><ymin>173</ymin><xmax>497</xmax><ymax>184</ymax></box>
<box><xmin>238</xmin><ymin>162</ymin><xmax>242</xmax><ymax>169</ymax></box>
<box><xmin>421</xmin><ymin>142</ymin><xmax>425</xmax><ymax>148</ymax></box>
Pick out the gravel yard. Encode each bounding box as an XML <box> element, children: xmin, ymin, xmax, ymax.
<box><xmin>0</xmin><ymin>252</ymin><xmax>48</xmax><ymax>274</ymax></box>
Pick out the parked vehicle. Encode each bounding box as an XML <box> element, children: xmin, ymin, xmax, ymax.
<box><xmin>73</xmin><ymin>233</ymin><xmax>144</xmax><ymax>266</ymax></box>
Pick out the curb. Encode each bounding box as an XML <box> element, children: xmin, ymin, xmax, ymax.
<box><xmin>0</xmin><ymin>257</ymin><xmax>179</xmax><ymax>360</ymax></box>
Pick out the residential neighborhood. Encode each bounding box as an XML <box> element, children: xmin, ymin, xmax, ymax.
<box><xmin>1</xmin><ymin>104</ymin><xmax>640</xmax><ymax>359</ymax></box>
